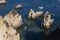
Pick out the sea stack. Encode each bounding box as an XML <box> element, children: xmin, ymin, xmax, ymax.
<box><xmin>4</xmin><ymin>9</ymin><xmax>23</xmax><ymax>29</ymax></box>
<box><xmin>28</xmin><ymin>9</ymin><xmax>43</xmax><ymax>20</ymax></box>
<box><xmin>15</xmin><ymin>4</ymin><xmax>23</xmax><ymax>10</ymax></box>
<box><xmin>0</xmin><ymin>0</ymin><xmax>7</xmax><ymax>5</ymax></box>
<box><xmin>41</xmin><ymin>11</ymin><xmax>54</xmax><ymax>30</ymax></box>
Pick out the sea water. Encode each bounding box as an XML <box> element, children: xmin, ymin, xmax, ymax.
<box><xmin>0</xmin><ymin>0</ymin><xmax>60</xmax><ymax>40</ymax></box>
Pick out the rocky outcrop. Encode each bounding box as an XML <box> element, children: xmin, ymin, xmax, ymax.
<box><xmin>41</xmin><ymin>11</ymin><xmax>54</xmax><ymax>30</ymax></box>
<box><xmin>0</xmin><ymin>9</ymin><xmax>23</xmax><ymax>40</ymax></box>
<box><xmin>0</xmin><ymin>0</ymin><xmax>7</xmax><ymax>5</ymax></box>
<box><xmin>0</xmin><ymin>16</ymin><xmax>20</xmax><ymax>40</ymax></box>
<box><xmin>4</xmin><ymin>9</ymin><xmax>23</xmax><ymax>29</ymax></box>
<box><xmin>28</xmin><ymin>9</ymin><xmax>43</xmax><ymax>20</ymax></box>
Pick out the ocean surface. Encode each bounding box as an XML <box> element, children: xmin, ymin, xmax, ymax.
<box><xmin>0</xmin><ymin>0</ymin><xmax>60</xmax><ymax>40</ymax></box>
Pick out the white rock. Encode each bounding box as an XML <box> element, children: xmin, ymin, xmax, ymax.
<box><xmin>0</xmin><ymin>16</ymin><xmax>20</xmax><ymax>40</ymax></box>
<box><xmin>15</xmin><ymin>4</ymin><xmax>23</xmax><ymax>10</ymax></box>
<box><xmin>0</xmin><ymin>16</ymin><xmax>7</xmax><ymax>40</ymax></box>
<box><xmin>28</xmin><ymin>9</ymin><xmax>35</xmax><ymax>19</ymax></box>
<box><xmin>5</xmin><ymin>26</ymin><xmax>20</xmax><ymax>40</ymax></box>
<box><xmin>39</xmin><ymin>6</ymin><xmax>44</xmax><ymax>9</ymax></box>
<box><xmin>42</xmin><ymin>11</ymin><xmax>54</xmax><ymax>29</ymax></box>
<box><xmin>4</xmin><ymin>9</ymin><xmax>23</xmax><ymax>29</ymax></box>
<box><xmin>28</xmin><ymin>9</ymin><xmax>43</xmax><ymax>20</ymax></box>
<box><xmin>0</xmin><ymin>0</ymin><xmax>7</xmax><ymax>5</ymax></box>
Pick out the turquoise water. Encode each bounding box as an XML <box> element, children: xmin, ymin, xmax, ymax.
<box><xmin>0</xmin><ymin>0</ymin><xmax>60</xmax><ymax>40</ymax></box>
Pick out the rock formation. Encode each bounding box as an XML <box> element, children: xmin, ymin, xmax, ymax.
<box><xmin>4</xmin><ymin>9</ymin><xmax>23</xmax><ymax>29</ymax></box>
<box><xmin>0</xmin><ymin>9</ymin><xmax>23</xmax><ymax>40</ymax></box>
<box><xmin>28</xmin><ymin>9</ymin><xmax>43</xmax><ymax>20</ymax></box>
<box><xmin>15</xmin><ymin>4</ymin><xmax>23</xmax><ymax>10</ymax></box>
<box><xmin>0</xmin><ymin>0</ymin><xmax>7</xmax><ymax>5</ymax></box>
<box><xmin>41</xmin><ymin>11</ymin><xmax>54</xmax><ymax>30</ymax></box>
<box><xmin>39</xmin><ymin>6</ymin><xmax>44</xmax><ymax>9</ymax></box>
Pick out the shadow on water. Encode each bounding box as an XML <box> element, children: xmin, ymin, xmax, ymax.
<box><xmin>24</xmin><ymin>31</ymin><xmax>45</xmax><ymax>40</ymax></box>
<box><xmin>46</xmin><ymin>25</ymin><xmax>60</xmax><ymax>40</ymax></box>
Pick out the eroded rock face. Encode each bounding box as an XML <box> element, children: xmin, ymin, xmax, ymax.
<box><xmin>41</xmin><ymin>11</ymin><xmax>54</xmax><ymax>30</ymax></box>
<box><xmin>0</xmin><ymin>16</ymin><xmax>20</xmax><ymax>40</ymax></box>
<box><xmin>0</xmin><ymin>16</ymin><xmax>7</xmax><ymax>40</ymax></box>
<box><xmin>5</xmin><ymin>26</ymin><xmax>20</xmax><ymax>40</ymax></box>
<box><xmin>4</xmin><ymin>9</ymin><xmax>23</xmax><ymax>29</ymax></box>
<box><xmin>28</xmin><ymin>9</ymin><xmax>43</xmax><ymax>20</ymax></box>
<box><xmin>0</xmin><ymin>9</ymin><xmax>23</xmax><ymax>40</ymax></box>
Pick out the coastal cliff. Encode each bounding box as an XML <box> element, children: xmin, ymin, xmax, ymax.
<box><xmin>0</xmin><ymin>9</ymin><xmax>23</xmax><ymax>40</ymax></box>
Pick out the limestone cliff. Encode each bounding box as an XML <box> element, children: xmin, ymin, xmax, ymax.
<box><xmin>0</xmin><ymin>9</ymin><xmax>23</xmax><ymax>40</ymax></box>
<box><xmin>4</xmin><ymin>9</ymin><xmax>23</xmax><ymax>29</ymax></box>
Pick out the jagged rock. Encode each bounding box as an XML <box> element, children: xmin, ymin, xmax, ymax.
<box><xmin>15</xmin><ymin>4</ymin><xmax>23</xmax><ymax>10</ymax></box>
<box><xmin>41</xmin><ymin>11</ymin><xmax>54</xmax><ymax>30</ymax></box>
<box><xmin>0</xmin><ymin>16</ymin><xmax>20</xmax><ymax>40</ymax></box>
<box><xmin>28</xmin><ymin>9</ymin><xmax>43</xmax><ymax>20</ymax></box>
<box><xmin>0</xmin><ymin>0</ymin><xmax>7</xmax><ymax>5</ymax></box>
<box><xmin>4</xmin><ymin>9</ymin><xmax>23</xmax><ymax>29</ymax></box>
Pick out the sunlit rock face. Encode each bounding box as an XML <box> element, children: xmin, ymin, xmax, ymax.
<box><xmin>0</xmin><ymin>0</ymin><xmax>7</xmax><ymax>5</ymax></box>
<box><xmin>0</xmin><ymin>16</ymin><xmax>7</xmax><ymax>40</ymax></box>
<box><xmin>28</xmin><ymin>9</ymin><xmax>43</xmax><ymax>20</ymax></box>
<box><xmin>41</xmin><ymin>11</ymin><xmax>54</xmax><ymax>30</ymax></box>
<box><xmin>0</xmin><ymin>16</ymin><xmax>20</xmax><ymax>40</ymax></box>
<box><xmin>15</xmin><ymin>4</ymin><xmax>23</xmax><ymax>10</ymax></box>
<box><xmin>5</xmin><ymin>26</ymin><xmax>20</xmax><ymax>40</ymax></box>
<box><xmin>4</xmin><ymin>9</ymin><xmax>23</xmax><ymax>29</ymax></box>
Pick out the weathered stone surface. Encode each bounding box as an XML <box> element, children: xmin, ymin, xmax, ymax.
<box><xmin>4</xmin><ymin>9</ymin><xmax>23</xmax><ymax>29</ymax></box>
<box><xmin>0</xmin><ymin>16</ymin><xmax>7</xmax><ymax>40</ymax></box>
<box><xmin>0</xmin><ymin>16</ymin><xmax>20</xmax><ymax>40</ymax></box>
<box><xmin>41</xmin><ymin>11</ymin><xmax>54</xmax><ymax>29</ymax></box>
<box><xmin>28</xmin><ymin>9</ymin><xmax>43</xmax><ymax>20</ymax></box>
<box><xmin>0</xmin><ymin>9</ymin><xmax>23</xmax><ymax>40</ymax></box>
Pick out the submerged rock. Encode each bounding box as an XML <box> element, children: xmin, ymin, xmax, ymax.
<box><xmin>39</xmin><ymin>6</ymin><xmax>44</xmax><ymax>9</ymax></box>
<box><xmin>15</xmin><ymin>4</ymin><xmax>23</xmax><ymax>10</ymax></box>
<box><xmin>0</xmin><ymin>0</ymin><xmax>7</xmax><ymax>5</ymax></box>
<box><xmin>4</xmin><ymin>9</ymin><xmax>23</xmax><ymax>29</ymax></box>
<box><xmin>28</xmin><ymin>9</ymin><xmax>43</xmax><ymax>20</ymax></box>
<box><xmin>41</xmin><ymin>11</ymin><xmax>54</xmax><ymax>30</ymax></box>
<box><xmin>0</xmin><ymin>16</ymin><xmax>20</xmax><ymax>40</ymax></box>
